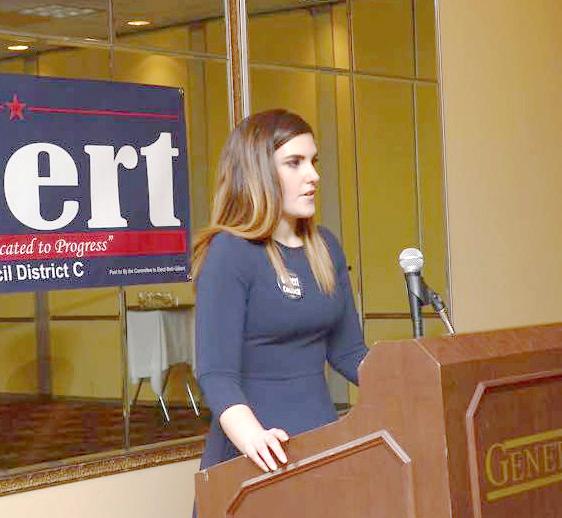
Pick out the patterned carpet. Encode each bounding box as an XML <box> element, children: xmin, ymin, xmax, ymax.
<box><xmin>0</xmin><ymin>396</ymin><xmax>210</xmax><ymax>470</ymax></box>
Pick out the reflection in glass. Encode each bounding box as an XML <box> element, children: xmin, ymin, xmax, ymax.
<box><xmin>350</xmin><ymin>0</ymin><xmax>437</xmax><ymax>79</ymax></box>
<box><xmin>126</xmin><ymin>305</ymin><xmax>206</xmax><ymax>447</ymax></box>
<box><xmin>113</xmin><ymin>50</ymin><xmax>229</xmax><ymax>446</ymax></box>
<box><xmin>0</xmin><ymin>305</ymin><xmax>37</xmax><ymax>470</ymax></box>
<box><xmin>0</xmin><ymin>40</ymin><xmax>229</xmax><ymax>469</ymax></box>
<box><xmin>414</xmin><ymin>0</ymin><xmax>438</xmax><ymax>80</ymax></box>
<box><xmin>112</xmin><ymin>51</ymin><xmax>230</xmax><ymax>233</ymax></box>
<box><xmin>0</xmin><ymin>36</ymin><xmax>38</xmax><ymax>73</ymax></box>
<box><xmin>0</xmin><ymin>0</ymin><xmax>109</xmax><ymax>41</ymax></box>
<box><xmin>415</xmin><ymin>83</ymin><xmax>447</xmax><ymax>296</ymax></box>
<box><xmin>0</xmin><ymin>41</ymin><xmax>112</xmax><ymax>80</ymax></box>
<box><xmin>113</xmin><ymin>0</ymin><xmax>225</xmax><ymax>55</ymax></box>
<box><xmin>0</xmin><ymin>289</ymin><xmax>125</xmax><ymax>470</ymax></box>
<box><xmin>354</xmin><ymin>76</ymin><xmax>417</xmax><ymax>314</ymax></box>
<box><xmin>249</xmin><ymin>0</ymin><xmax>447</xmax><ymax>362</ymax></box>
<box><xmin>38</xmin><ymin>45</ymin><xmax>111</xmax><ymax>80</ymax></box>
<box><xmin>351</xmin><ymin>0</ymin><xmax>444</xmax><ymax>317</ymax></box>
<box><xmin>351</xmin><ymin>0</ymin><xmax>414</xmax><ymax>77</ymax></box>
<box><xmin>0</xmin><ymin>45</ymin><xmax>114</xmax><ymax>470</ymax></box>
<box><xmin>247</xmin><ymin>0</ymin><xmax>349</xmax><ymax>69</ymax></box>
<box><xmin>364</xmin><ymin>316</ymin><xmax>444</xmax><ymax>345</ymax></box>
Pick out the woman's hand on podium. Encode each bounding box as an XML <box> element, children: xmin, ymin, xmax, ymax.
<box><xmin>219</xmin><ymin>404</ymin><xmax>289</xmax><ymax>472</ymax></box>
<box><xmin>242</xmin><ymin>427</ymin><xmax>289</xmax><ymax>472</ymax></box>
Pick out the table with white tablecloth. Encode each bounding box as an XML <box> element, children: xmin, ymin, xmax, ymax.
<box><xmin>126</xmin><ymin>308</ymin><xmax>198</xmax><ymax>418</ymax></box>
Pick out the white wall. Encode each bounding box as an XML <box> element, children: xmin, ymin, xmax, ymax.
<box><xmin>437</xmin><ymin>0</ymin><xmax>562</xmax><ymax>331</ymax></box>
<box><xmin>0</xmin><ymin>459</ymin><xmax>199</xmax><ymax>518</ymax></box>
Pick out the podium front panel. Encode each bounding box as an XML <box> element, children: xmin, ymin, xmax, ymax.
<box><xmin>466</xmin><ymin>370</ymin><xmax>562</xmax><ymax>518</ymax></box>
<box><xmin>227</xmin><ymin>431</ymin><xmax>415</xmax><ymax>518</ymax></box>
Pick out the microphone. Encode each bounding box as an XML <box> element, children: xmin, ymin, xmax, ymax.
<box><xmin>398</xmin><ymin>248</ymin><xmax>426</xmax><ymax>338</ymax></box>
<box><xmin>398</xmin><ymin>248</ymin><xmax>455</xmax><ymax>338</ymax></box>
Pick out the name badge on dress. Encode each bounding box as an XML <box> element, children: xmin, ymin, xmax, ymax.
<box><xmin>277</xmin><ymin>271</ymin><xmax>303</xmax><ymax>300</ymax></box>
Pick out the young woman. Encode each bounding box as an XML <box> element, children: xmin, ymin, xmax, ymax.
<box><xmin>192</xmin><ymin>109</ymin><xmax>368</xmax><ymax>477</ymax></box>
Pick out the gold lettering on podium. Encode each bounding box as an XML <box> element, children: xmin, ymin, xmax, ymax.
<box><xmin>484</xmin><ymin>428</ymin><xmax>562</xmax><ymax>501</ymax></box>
<box><xmin>485</xmin><ymin>443</ymin><xmax>509</xmax><ymax>486</ymax></box>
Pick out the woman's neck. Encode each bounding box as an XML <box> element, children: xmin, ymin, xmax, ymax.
<box><xmin>272</xmin><ymin>217</ymin><xmax>303</xmax><ymax>248</ymax></box>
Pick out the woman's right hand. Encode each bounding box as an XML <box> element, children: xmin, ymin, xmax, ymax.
<box><xmin>219</xmin><ymin>404</ymin><xmax>290</xmax><ymax>472</ymax></box>
<box><xmin>241</xmin><ymin>427</ymin><xmax>289</xmax><ymax>472</ymax></box>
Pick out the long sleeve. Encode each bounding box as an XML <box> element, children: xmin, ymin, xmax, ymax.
<box><xmin>323</xmin><ymin>230</ymin><xmax>368</xmax><ymax>386</ymax></box>
<box><xmin>195</xmin><ymin>233</ymin><xmax>252</xmax><ymax>418</ymax></box>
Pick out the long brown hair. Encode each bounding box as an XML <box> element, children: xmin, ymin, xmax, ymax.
<box><xmin>191</xmin><ymin>109</ymin><xmax>335</xmax><ymax>294</ymax></box>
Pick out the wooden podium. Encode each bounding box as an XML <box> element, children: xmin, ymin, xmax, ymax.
<box><xmin>195</xmin><ymin>324</ymin><xmax>562</xmax><ymax>517</ymax></box>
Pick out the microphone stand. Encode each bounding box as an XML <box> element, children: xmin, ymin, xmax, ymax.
<box><xmin>408</xmin><ymin>278</ymin><xmax>456</xmax><ymax>338</ymax></box>
<box><xmin>406</xmin><ymin>272</ymin><xmax>429</xmax><ymax>338</ymax></box>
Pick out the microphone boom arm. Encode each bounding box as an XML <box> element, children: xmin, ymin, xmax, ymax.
<box><xmin>427</xmin><ymin>287</ymin><xmax>456</xmax><ymax>336</ymax></box>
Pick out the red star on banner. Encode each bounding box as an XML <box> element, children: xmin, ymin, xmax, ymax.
<box><xmin>5</xmin><ymin>94</ymin><xmax>26</xmax><ymax>120</ymax></box>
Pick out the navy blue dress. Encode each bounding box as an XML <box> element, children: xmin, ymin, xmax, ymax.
<box><xmin>195</xmin><ymin>228</ymin><xmax>368</xmax><ymax>471</ymax></box>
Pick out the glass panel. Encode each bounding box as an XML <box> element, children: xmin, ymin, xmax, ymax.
<box><xmin>113</xmin><ymin>49</ymin><xmax>229</xmax><ymax>446</ymax></box>
<box><xmin>47</xmin><ymin>319</ymin><xmax>123</xmax><ymax>461</ymax></box>
<box><xmin>0</xmin><ymin>41</ymin><xmax>230</xmax><ymax>467</ymax></box>
<box><xmin>193</xmin><ymin>60</ymin><xmax>231</xmax><ymax>212</ymax></box>
<box><xmin>416</xmin><ymin>83</ymin><xmax>447</xmax><ymax>297</ymax></box>
<box><xmin>0</xmin><ymin>38</ymin><xmax>111</xmax><ymax>79</ymax></box>
<box><xmin>0</xmin><ymin>35</ymin><xmax>37</xmax><ymax>72</ymax></box>
<box><xmin>47</xmin><ymin>289</ymin><xmax>123</xmax><ymax>464</ymax></box>
<box><xmin>32</xmin><ymin>41</ymin><xmax>122</xmax><ymax>465</ymax></box>
<box><xmin>0</xmin><ymin>0</ymin><xmax>448</xmax><ymax>483</ymax></box>
<box><xmin>351</xmin><ymin>0</ymin><xmax>414</xmax><ymax>77</ymax></box>
<box><xmin>247</xmin><ymin>0</ymin><xmax>349</xmax><ymax>69</ymax></box>
<box><xmin>0</xmin><ymin>43</ymin><xmax>113</xmax><ymax>471</ymax></box>
<box><xmin>355</xmin><ymin>76</ymin><xmax>418</xmax><ymax>314</ymax></box>
<box><xmin>0</xmin><ymin>322</ymin><xmax>38</xmax><ymax>470</ymax></box>
<box><xmin>51</xmin><ymin>320</ymin><xmax>121</xmax><ymax>398</ymax></box>
<box><xmin>250</xmin><ymin>65</ymin><xmax>355</xmax><ymax>405</ymax></box>
<box><xmin>0</xmin><ymin>323</ymin><xmax>37</xmax><ymax>395</ymax></box>
<box><xmin>49</xmin><ymin>288</ymin><xmax>118</xmax><ymax>317</ymax></box>
<box><xmin>111</xmin><ymin>51</ymin><xmax>230</xmax><ymax>233</ymax></box>
<box><xmin>250</xmin><ymin>66</ymin><xmax>354</xmax><ymax>239</ymax></box>
<box><xmin>0</xmin><ymin>0</ymin><xmax>109</xmax><ymax>41</ymax></box>
<box><xmin>365</xmin><ymin>317</ymin><xmax>410</xmax><ymax>343</ymax></box>
<box><xmin>251</xmin><ymin>67</ymin><xmax>319</xmax><ymax>131</ymax></box>
<box><xmin>0</xmin><ymin>54</ymin><xmax>27</xmax><ymax>75</ymax></box>
<box><xmin>364</xmin><ymin>316</ymin><xmax>444</xmax><ymax>344</ymax></box>
<box><xmin>0</xmin><ymin>293</ymin><xmax>35</xmax><ymax>318</ymax></box>
<box><xmin>113</xmin><ymin>0</ymin><xmax>226</xmax><ymax>55</ymax></box>
<box><xmin>414</xmin><ymin>0</ymin><xmax>437</xmax><ymax>80</ymax></box>
<box><xmin>350</xmin><ymin>0</ymin><xmax>446</xmax><ymax>316</ymax></box>
<box><xmin>36</xmin><ymin>44</ymin><xmax>111</xmax><ymax>80</ymax></box>
<box><xmin>335</xmin><ymin>75</ymin><xmax>361</xmax><ymax>298</ymax></box>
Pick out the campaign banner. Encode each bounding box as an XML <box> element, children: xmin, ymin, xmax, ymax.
<box><xmin>0</xmin><ymin>73</ymin><xmax>190</xmax><ymax>293</ymax></box>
